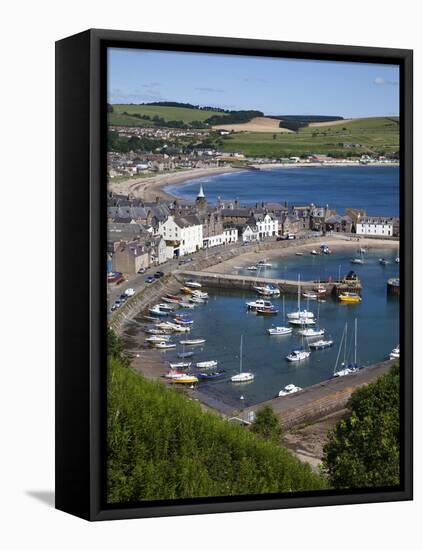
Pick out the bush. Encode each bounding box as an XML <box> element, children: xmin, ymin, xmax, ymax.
<box><xmin>322</xmin><ymin>365</ymin><xmax>400</xmax><ymax>489</ymax></box>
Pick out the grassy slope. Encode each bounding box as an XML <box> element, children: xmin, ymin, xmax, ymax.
<box><xmin>109</xmin><ymin>104</ymin><xmax>229</xmax><ymax>125</ymax></box>
<box><xmin>107</xmin><ymin>356</ymin><xmax>327</xmax><ymax>503</ymax></box>
<box><xmin>219</xmin><ymin>117</ymin><xmax>399</xmax><ymax>157</ymax></box>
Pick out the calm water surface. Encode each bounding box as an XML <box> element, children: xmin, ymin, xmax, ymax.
<box><xmin>165</xmin><ymin>166</ymin><xmax>399</xmax><ymax>216</ymax></box>
<box><xmin>125</xmin><ymin>248</ymin><xmax>399</xmax><ymax>409</ymax></box>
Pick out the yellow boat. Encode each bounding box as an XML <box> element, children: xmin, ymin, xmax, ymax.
<box><xmin>172</xmin><ymin>375</ymin><xmax>198</xmax><ymax>384</ymax></box>
<box><xmin>181</xmin><ymin>286</ymin><xmax>194</xmax><ymax>295</ymax></box>
<box><xmin>338</xmin><ymin>292</ymin><xmax>361</xmax><ymax>303</ymax></box>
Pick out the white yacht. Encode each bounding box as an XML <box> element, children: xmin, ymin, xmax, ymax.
<box><xmin>278</xmin><ymin>384</ymin><xmax>302</xmax><ymax>397</ymax></box>
<box><xmin>297</xmin><ymin>327</ymin><xmax>325</xmax><ymax>337</ymax></box>
<box><xmin>231</xmin><ymin>336</ymin><xmax>254</xmax><ymax>382</ymax></box>
<box><xmin>390</xmin><ymin>345</ymin><xmax>400</xmax><ymax>360</ymax></box>
<box><xmin>286</xmin><ymin>349</ymin><xmax>311</xmax><ymax>362</ymax></box>
<box><xmin>267</xmin><ymin>326</ymin><xmax>293</xmax><ymax>335</ymax></box>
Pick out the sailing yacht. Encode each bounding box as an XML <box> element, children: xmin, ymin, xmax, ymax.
<box><xmin>333</xmin><ymin>319</ymin><xmax>360</xmax><ymax>377</ymax></box>
<box><xmin>231</xmin><ymin>335</ymin><xmax>254</xmax><ymax>382</ymax></box>
<box><xmin>351</xmin><ymin>249</ymin><xmax>365</xmax><ymax>265</ymax></box>
<box><xmin>287</xmin><ymin>274</ymin><xmax>314</xmax><ymax>319</ymax></box>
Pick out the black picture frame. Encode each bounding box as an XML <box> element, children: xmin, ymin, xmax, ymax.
<box><xmin>55</xmin><ymin>28</ymin><xmax>413</xmax><ymax>521</ymax></box>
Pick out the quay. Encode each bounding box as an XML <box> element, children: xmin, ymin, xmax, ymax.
<box><xmin>238</xmin><ymin>359</ymin><xmax>395</xmax><ymax>429</ymax></box>
<box><xmin>176</xmin><ymin>270</ymin><xmax>362</xmax><ymax>296</ymax></box>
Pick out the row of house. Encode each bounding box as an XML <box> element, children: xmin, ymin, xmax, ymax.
<box><xmin>107</xmin><ymin>186</ymin><xmax>399</xmax><ymax>274</ymax></box>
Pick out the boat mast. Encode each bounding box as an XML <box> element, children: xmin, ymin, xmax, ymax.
<box><xmin>343</xmin><ymin>322</ymin><xmax>348</xmax><ymax>365</ymax></box>
<box><xmin>334</xmin><ymin>324</ymin><xmax>346</xmax><ymax>374</ymax></box>
<box><xmin>297</xmin><ymin>274</ymin><xmax>301</xmax><ymax>311</ymax></box>
<box><xmin>354</xmin><ymin>317</ymin><xmax>357</xmax><ymax>365</ymax></box>
<box><xmin>240</xmin><ymin>335</ymin><xmax>243</xmax><ymax>373</ymax></box>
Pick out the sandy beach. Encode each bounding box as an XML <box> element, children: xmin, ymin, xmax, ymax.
<box><xmin>203</xmin><ymin>236</ymin><xmax>398</xmax><ymax>274</ymax></box>
<box><xmin>108</xmin><ymin>166</ymin><xmax>243</xmax><ymax>201</ymax></box>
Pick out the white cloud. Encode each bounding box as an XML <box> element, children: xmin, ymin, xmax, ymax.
<box><xmin>374</xmin><ymin>77</ymin><xmax>398</xmax><ymax>86</ymax></box>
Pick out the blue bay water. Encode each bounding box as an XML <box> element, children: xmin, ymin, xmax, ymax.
<box><xmin>165</xmin><ymin>165</ymin><xmax>399</xmax><ymax>216</ymax></box>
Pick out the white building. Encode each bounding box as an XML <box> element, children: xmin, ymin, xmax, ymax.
<box><xmin>250</xmin><ymin>213</ymin><xmax>279</xmax><ymax>238</ymax></box>
<box><xmin>203</xmin><ymin>227</ymin><xmax>238</xmax><ymax>248</ymax></box>
<box><xmin>242</xmin><ymin>225</ymin><xmax>260</xmax><ymax>242</ymax></box>
<box><xmin>159</xmin><ymin>214</ymin><xmax>203</xmax><ymax>258</ymax></box>
<box><xmin>356</xmin><ymin>216</ymin><xmax>398</xmax><ymax>237</ymax></box>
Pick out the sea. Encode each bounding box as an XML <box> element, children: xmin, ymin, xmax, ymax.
<box><xmin>127</xmin><ymin>166</ymin><xmax>400</xmax><ymax>409</ymax></box>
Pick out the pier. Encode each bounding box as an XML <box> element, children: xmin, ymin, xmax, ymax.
<box><xmin>176</xmin><ymin>270</ymin><xmax>361</xmax><ymax>296</ymax></box>
<box><xmin>238</xmin><ymin>359</ymin><xmax>395</xmax><ymax>430</ymax></box>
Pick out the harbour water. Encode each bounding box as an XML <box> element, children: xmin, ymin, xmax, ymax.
<box><xmin>165</xmin><ymin>165</ymin><xmax>399</xmax><ymax>217</ymax></box>
<box><xmin>124</xmin><ymin>247</ymin><xmax>399</xmax><ymax>410</ymax></box>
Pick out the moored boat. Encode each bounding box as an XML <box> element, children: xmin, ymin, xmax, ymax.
<box><xmin>267</xmin><ymin>326</ymin><xmax>292</xmax><ymax>335</ymax></box>
<box><xmin>338</xmin><ymin>292</ymin><xmax>361</xmax><ymax>303</ymax></box>
<box><xmin>253</xmin><ymin>283</ymin><xmax>280</xmax><ymax>297</ymax></box>
<box><xmin>309</xmin><ymin>339</ymin><xmax>334</xmax><ymax>350</ymax></box>
<box><xmin>149</xmin><ymin>306</ymin><xmax>169</xmax><ymax>317</ymax></box>
<box><xmin>197</xmin><ymin>370</ymin><xmax>225</xmax><ymax>380</ymax></box>
<box><xmin>302</xmin><ymin>291</ymin><xmax>318</xmax><ymax>299</ymax></box>
<box><xmin>231</xmin><ymin>335</ymin><xmax>254</xmax><ymax>383</ymax></box>
<box><xmin>288</xmin><ymin>317</ymin><xmax>316</xmax><ymax>326</ymax></box>
<box><xmin>196</xmin><ymin>360</ymin><xmax>218</xmax><ymax>369</ymax></box>
<box><xmin>390</xmin><ymin>345</ymin><xmax>400</xmax><ymax>360</ymax></box>
<box><xmin>297</xmin><ymin>327</ymin><xmax>325</xmax><ymax>337</ymax></box>
<box><xmin>286</xmin><ymin>348</ymin><xmax>311</xmax><ymax>362</ymax></box>
<box><xmin>171</xmin><ymin>374</ymin><xmax>199</xmax><ymax>384</ymax></box>
<box><xmin>246</xmin><ymin>299</ymin><xmax>274</xmax><ymax>311</ymax></box>
<box><xmin>185</xmin><ymin>280</ymin><xmax>202</xmax><ymax>289</ymax></box>
<box><xmin>278</xmin><ymin>384</ymin><xmax>302</xmax><ymax>397</ymax></box>
<box><xmin>169</xmin><ymin>361</ymin><xmax>192</xmax><ymax>369</ymax></box>
<box><xmin>256</xmin><ymin>306</ymin><xmax>278</xmax><ymax>315</ymax></box>
<box><xmin>154</xmin><ymin>341</ymin><xmax>176</xmax><ymax>349</ymax></box>
<box><xmin>179</xmin><ymin>338</ymin><xmax>206</xmax><ymax>346</ymax></box>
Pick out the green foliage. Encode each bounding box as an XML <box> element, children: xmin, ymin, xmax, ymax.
<box><xmin>251</xmin><ymin>406</ymin><xmax>283</xmax><ymax>443</ymax></box>
<box><xmin>110</xmin><ymin>104</ymin><xmax>228</xmax><ymax>125</ymax></box>
<box><xmin>322</xmin><ymin>365</ymin><xmax>400</xmax><ymax>489</ymax></box>
<box><xmin>107</xmin><ymin>339</ymin><xmax>327</xmax><ymax>504</ymax></box>
<box><xmin>107</xmin><ymin>131</ymin><xmax>164</xmax><ymax>153</ymax></box>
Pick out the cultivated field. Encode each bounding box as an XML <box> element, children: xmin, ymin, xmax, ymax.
<box><xmin>218</xmin><ymin>117</ymin><xmax>399</xmax><ymax>157</ymax></box>
<box><xmin>213</xmin><ymin>116</ymin><xmax>293</xmax><ymax>133</ymax></box>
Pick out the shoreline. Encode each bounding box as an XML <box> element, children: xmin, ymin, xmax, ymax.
<box><xmin>108</xmin><ymin>161</ymin><xmax>399</xmax><ymax>202</ymax></box>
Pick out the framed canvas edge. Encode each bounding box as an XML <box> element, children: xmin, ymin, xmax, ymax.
<box><xmin>55</xmin><ymin>28</ymin><xmax>413</xmax><ymax>522</ymax></box>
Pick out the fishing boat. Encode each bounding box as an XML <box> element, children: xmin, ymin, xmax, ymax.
<box><xmin>231</xmin><ymin>335</ymin><xmax>254</xmax><ymax>382</ymax></box>
<box><xmin>390</xmin><ymin>345</ymin><xmax>400</xmax><ymax>360</ymax></box>
<box><xmin>309</xmin><ymin>339</ymin><xmax>334</xmax><ymax>350</ymax></box>
<box><xmin>179</xmin><ymin>301</ymin><xmax>195</xmax><ymax>309</ymax></box>
<box><xmin>310</xmin><ymin>249</ymin><xmax>318</xmax><ymax>255</ymax></box>
<box><xmin>174</xmin><ymin>316</ymin><xmax>194</xmax><ymax>325</ymax></box>
<box><xmin>172</xmin><ymin>374</ymin><xmax>199</xmax><ymax>384</ymax></box>
<box><xmin>295</xmin><ymin>252</ymin><xmax>304</xmax><ymax>256</ymax></box>
<box><xmin>289</xmin><ymin>317</ymin><xmax>316</xmax><ymax>326</ymax></box>
<box><xmin>189</xmin><ymin>295</ymin><xmax>206</xmax><ymax>304</ymax></box>
<box><xmin>149</xmin><ymin>306</ymin><xmax>169</xmax><ymax>317</ymax></box>
<box><xmin>333</xmin><ymin>319</ymin><xmax>360</xmax><ymax>377</ymax></box>
<box><xmin>351</xmin><ymin>249</ymin><xmax>365</xmax><ymax>265</ymax></box>
<box><xmin>257</xmin><ymin>259</ymin><xmax>272</xmax><ymax>268</ymax></box>
<box><xmin>169</xmin><ymin>361</ymin><xmax>192</xmax><ymax>369</ymax></box>
<box><xmin>314</xmin><ymin>283</ymin><xmax>327</xmax><ymax>295</ymax></box>
<box><xmin>196</xmin><ymin>360</ymin><xmax>218</xmax><ymax>369</ymax></box>
<box><xmin>154</xmin><ymin>341</ymin><xmax>176</xmax><ymax>350</ymax></box>
<box><xmin>164</xmin><ymin>322</ymin><xmax>191</xmax><ymax>332</ymax></box>
<box><xmin>302</xmin><ymin>290</ymin><xmax>318</xmax><ymax>299</ymax></box>
<box><xmin>253</xmin><ymin>283</ymin><xmax>280</xmax><ymax>297</ymax></box>
<box><xmin>197</xmin><ymin>370</ymin><xmax>226</xmax><ymax>380</ymax></box>
<box><xmin>185</xmin><ymin>280</ymin><xmax>202</xmax><ymax>289</ymax></box>
<box><xmin>179</xmin><ymin>338</ymin><xmax>206</xmax><ymax>346</ymax></box>
<box><xmin>181</xmin><ymin>286</ymin><xmax>194</xmax><ymax>294</ymax></box>
<box><xmin>286</xmin><ymin>348</ymin><xmax>311</xmax><ymax>362</ymax></box>
<box><xmin>379</xmin><ymin>258</ymin><xmax>389</xmax><ymax>265</ymax></box>
<box><xmin>287</xmin><ymin>275</ymin><xmax>314</xmax><ymax>319</ymax></box>
<box><xmin>267</xmin><ymin>326</ymin><xmax>292</xmax><ymax>335</ymax></box>
<box><xmin>256</xmin><ymin>306</ymin><xmax>278</xmax><ymax>315</ymax></box>
<box><xmin>164</xmin><ymin>371</ymin><xmax>189</xmax><ymax>379</ymax></box>
<box><xmin>166</xmin><ymin>293</ymin><xmax>182</xmax><ymax>301</ymax></box>
<box><xmin>338</xmin><ymin>292</ymin><xmax>361</xmax><ymax>303</ymax></box>
<box><xmin>143</xmin><ymin>315</ymin><xmax>161</xmax><ymax>323</ymax></box>
<box><xmin>297</xmin><ymin>327</ymin><xmax>325</xmax><ymax>337</ymax></box>
<box><xmin>157</xmin><ymin>303</ymin><xmax>177</xmax><ymax>312</ymax></box>
<box><xmin>144</xmin><ymin>327</ymin><xmax>167</xmax><ymax>335</ymax></box>
<box><xmin>145</xmin><ymin>335</ymin><xmax>171</xmax><ymax>343</ymax></box>
<box><xmin>246</xmin><ymin>299</ymin><xmax>273</xmax><ymax>311</ymax></box>
<box><xmin>161</xmin><ymin>296</ymin><xmax>182</xmax><ymax>304</ymax></box>
<box><xmin>191</xmin><ymin>289</ymin><xmax>209</xmax><ymax>300</ymax></box>
<box><xmin>278</xmin><ymin>384</ymin><xmax>302</xmax><ymax>397</ymax></box>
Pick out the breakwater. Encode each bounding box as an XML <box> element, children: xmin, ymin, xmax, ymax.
<box><xmin>240</xmin><ymin>359</ymin><xmax>394</xmax><ymax>429</ymax></box>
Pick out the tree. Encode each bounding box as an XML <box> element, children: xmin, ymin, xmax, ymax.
<box><xmin>322</xmin><ymin>365</ymin><xmax>400</xmax><ymax>489</ymax></box>
<box><xmin>250</xmin><ymin>406</ymin><xmax>283</xmax><ymax>443</ymax></box>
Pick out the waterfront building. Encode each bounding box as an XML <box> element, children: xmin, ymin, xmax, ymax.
<box><xmin>242</xmin><ymin>224</ymin><xmax>260</xmax><ymax>242</ymax></box>
<box><xmin>324</xmin><ymin>214</ymin><xmax>353</xmax><ymax>233</ymax></box>
<box><xmin>356</xmin><ymin>216</ymin><xmax>399</xmax><ymax>237</ymax></box>
<box><xmin>158</xmin><ymin>214</ymin><xmax>203</xmax><ymax>257</ymax></box>
<box><xmin>248</xmin><ymin>212</ymin><xmax>279</xmax><ymax>238</ymax></box>
<box><xmin>112</xmin><ymin>240</ymin><xmax>150</xmax><ymax>274</ymax></box>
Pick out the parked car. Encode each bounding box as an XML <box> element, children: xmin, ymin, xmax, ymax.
<box><xmin>137</xmin><ymin>267</ymin><xmax>146</xmax><ymax>274</ymax></box>
<box><xmin>119</xmin><ymin>293</ymin><xmax>128</xmax><ymax>301</ymax></box>
<box><xmin>111</xmin><ymin>304</ymin><xmax>118</xmax><ymax>311</ymax></box>
<box><xmin>145</xmin><ymin>276</ymin><xmax>155</xmax><ymax>284</ymax></box>
<box><xmin>114</xmin><ymin>300</ymin><xmax>121</xmax><ymax>308</ymax></box>
<box><xmin>154</xmin><ymin>271</ymin><xmax>164</xmax><ymax>278</ymax></box>
<box><xmin>276</xmin><ymin>236</ymin><xmax>284</xmax><ymax>241</ymax></box>
<box><xmin>125</xmin><ymin>288</ymin><xmax>135</xmax><ymax>296</ymax></box>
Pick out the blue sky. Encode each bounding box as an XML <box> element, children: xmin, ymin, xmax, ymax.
<box><xmin>108</xmin><ymin>48</ymin><xmax>399</xmax><ymax>118</ymax></box>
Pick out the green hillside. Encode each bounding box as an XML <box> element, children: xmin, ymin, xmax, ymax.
<box><xmin>109</xmin><ymin>104</ymin><xmax>229</xmax><ymax>126</ymax></box>
<box><xmin>219</xmin><ymin>117</ymin><xmax>399</xmax><ymax>157</ymax></box>
<box><xmin>107</xmin><ymin>332</ymin><xmax>327</xmax><ymax>503</ymax></box>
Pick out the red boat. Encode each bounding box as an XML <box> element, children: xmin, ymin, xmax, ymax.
<box><xmin>166</xmin><ymin>294</ymin><xmax>182</xmax><ymax>301</ymax></box>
